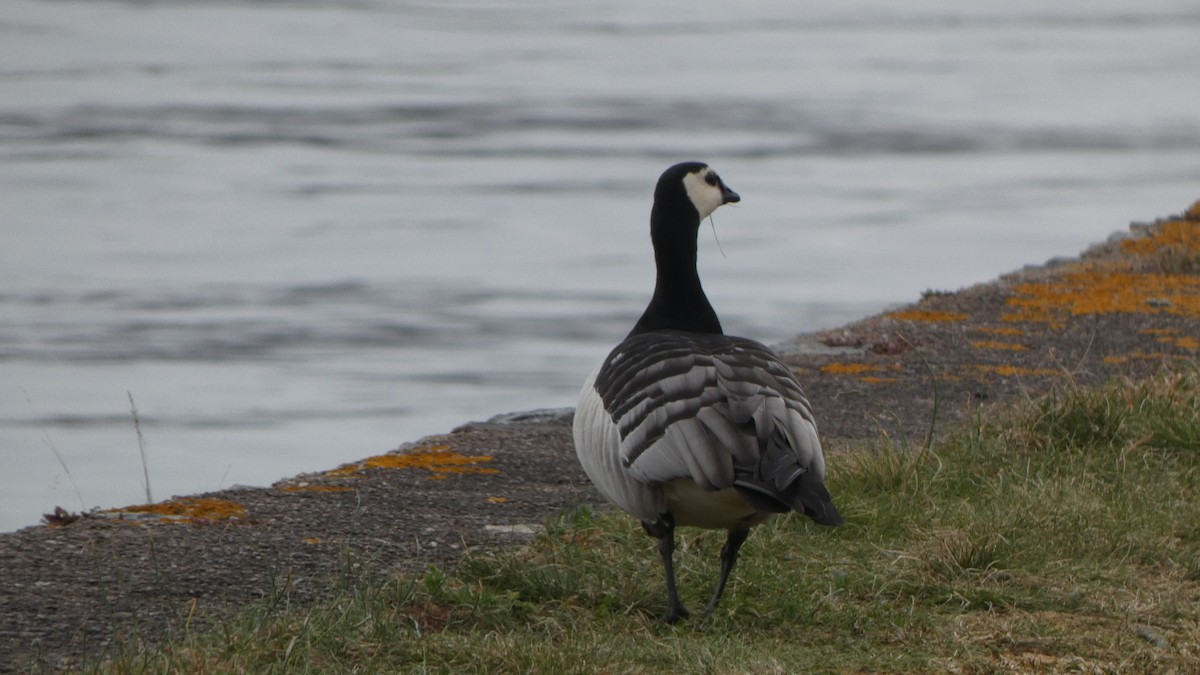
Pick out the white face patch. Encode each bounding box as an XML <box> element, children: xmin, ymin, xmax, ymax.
<box><xmin>682</xmin><ymin>167</ymin><xmax>729</xmax><ymax>220</ymax></box>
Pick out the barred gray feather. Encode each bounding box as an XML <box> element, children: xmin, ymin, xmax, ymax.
<box><xmin>592</xmin><ymin>330</ymin><xmax>832</xmax><ymax>522</ymax></box>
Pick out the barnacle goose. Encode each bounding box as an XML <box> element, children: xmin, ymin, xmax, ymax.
<box><xmin>573</xmin><ymin>162</ymin><xmax>842</xmax><ymax>622</ymax></box>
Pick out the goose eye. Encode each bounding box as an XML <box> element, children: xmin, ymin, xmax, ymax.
<box><xmin>705</xmin><ymin>173</ymin><xmax>719</xmax><ymax>186</ymax></box>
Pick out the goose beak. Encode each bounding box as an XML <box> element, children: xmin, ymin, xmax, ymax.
<box><xmin>721</xmin><ymin>184</ymin><xmax>740</xmax><ymax>205</ymax></box>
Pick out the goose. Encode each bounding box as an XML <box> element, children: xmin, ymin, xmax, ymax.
<box><xmin>573</xmin><ymin>161</ymin><xmax>843</xmax><ymax>622</ymax></box>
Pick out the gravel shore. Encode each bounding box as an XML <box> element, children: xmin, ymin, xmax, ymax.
<box><xmin>3</xmin><ymin>204</ymin><xmax>1197</xmax><ymax>672</ymax></box>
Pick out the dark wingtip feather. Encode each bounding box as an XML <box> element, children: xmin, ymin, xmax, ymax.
<box><xmin>733</xmin><ymin>482</ymin><xmax>790</xmax><ymax>514</ymax></box>
<box><xmin>804</xmin><ymin>498</ymin><xmax>844</xmax><ymax>527</ymax></box>
<box><xmin>734</xmin><ymin>428</ymin><xmax>844</xmax><ymax>525</ymax></box>
<box><xmin>734</xmin><ymin>474</ymin><xmax>843</xmax><ymax>526</ymax></box>
<box><xmin>791</xmin><ymin>478</ymin><xmax>843</xmax><ymax>526</ymax></box>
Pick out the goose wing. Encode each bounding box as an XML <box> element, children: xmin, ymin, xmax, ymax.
<box><xmin>594</xmin><ymin>331</ymin><xmax>840</xmax><ymax>524</ymax></box>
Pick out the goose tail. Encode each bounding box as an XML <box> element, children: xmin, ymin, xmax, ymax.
<box><xmin>733</xmin><ymin>429</ymin><xmax>844</xmax><ymax>527</ymax></box>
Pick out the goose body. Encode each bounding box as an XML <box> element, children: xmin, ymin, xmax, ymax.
<box><xmin>573</xmin><ymin>162</ymin><xmax>842</xmax><ymax>622</ymax></box>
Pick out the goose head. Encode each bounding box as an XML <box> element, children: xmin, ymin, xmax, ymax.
<box><xmin>654</xmin><ymin>162</ymin><xmax>741</xmax><ymax>222</ymax></box>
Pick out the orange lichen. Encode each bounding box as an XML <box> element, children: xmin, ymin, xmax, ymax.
<box><xmin>820</xmin><ymin>362</ymin><xmax>903</xmax><ymax>383</ymax></box>
<box><xmin>975</xmin><ymin>326</ymin><xmax>1025</xmax><ymax>336</ymax></box>
<box><xmin>1139</xmin><ymin>327</ymin><xmax>1178</xmax><ymax>336</ymax></box>
<box><xmin>303</xmin><ymin>537</ymin><xmax>322</xmax><ymax>545</ymax></box>
<box><xmin>278</xmin><ymin>484</ymin><xmax>354</xmax><ymax>493</ymax></box>
<box><xmin>1120</xmin><ymin>217</ymin><xmax>1200</xmax><ymax>257</ymax></box>
<box><xmin>486</xmin><ymin>496</ymin><xmax>508</xmax><ymax>504</ymax></box>
<box><xmin>971</xmin><ymin>340</ymin><xmax>1028</xmax><ymax>351</ymax></box>
<box><xmin>1104</xmin><ymin>351</ymin><xmax>1180</xmax><ymax>365</ymax></box>
<box><xmin>888</xmin><ymin>309</ymin><xmax>968</xmax><ymax>322</ymax></box>
<box><xmin>1163</xmin><ymin>336</ymin><xmax>1200</xmax><ymax>350</ymax></box>
<box><xmin>327</xmin><ymin>444</ymin><xmax>499</xmax><ymax>480</ymax></box>
<box><xmin>821</xmin><ymin>362</ymin><xmax>883</xmax><ymax>375</ymax></box>
<box><xmin>972</xmin><ymin>365</ymin><xmax>1061</xmax><ymax>377</ymax></box>
<box><xmin>1004</xmin><ymin>265</ymin><xmax>1200</xmax><ymax>324</ymax></box>
<box><xmin>114</xmin><ymin>497</ymin><xmax>247</xmax><ymax>524</ymax></box>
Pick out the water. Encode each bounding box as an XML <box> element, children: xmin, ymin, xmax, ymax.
<box><xmin>2</xmin><ymin>0</ymin><xmax>1198</xmax><ymax>533</ymax></box>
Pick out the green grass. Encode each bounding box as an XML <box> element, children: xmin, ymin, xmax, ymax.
<box><xmin>60</xmin><ymin>367</ymin><xmax>1200</xmax><ymax>673</ymax></box>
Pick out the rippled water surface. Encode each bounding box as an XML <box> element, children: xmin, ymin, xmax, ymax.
<box><xmin>3</xmin><ymin>0</ymin><xmax>1199</xmax><ymax>531</ymax></box>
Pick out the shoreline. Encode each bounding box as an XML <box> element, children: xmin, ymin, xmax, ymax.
<box><xmin>2</xmin><ymin>202</ymin><xmax>1197</xmax><ymax>671</ymax></box>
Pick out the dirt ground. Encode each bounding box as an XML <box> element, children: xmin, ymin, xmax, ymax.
<box><xmin>2</xmin><ymin>204</ymin><xmax>1197</xmax><ymax>672</ymax></box>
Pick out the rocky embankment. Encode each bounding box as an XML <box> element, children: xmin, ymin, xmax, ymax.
<box><xmin>2</xmin><ymin>202</ymin><xmax>1197</xmax><ymax>672</ymax></box>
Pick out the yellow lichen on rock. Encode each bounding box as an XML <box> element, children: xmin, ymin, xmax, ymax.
<box><xmin>820</xmin><ymin>362</ymin><xmax>902</xmax><ymax>383</ymax></box>
<box><xmin>1002</xmin><ymin>213</ymin><xmax>1200</xmax><ymax>326</ymax></box>
<box><xmin>1003</xmin><ymin>265</ymin><xmax>1200</xmax><ymax>324</ymax></box>
<box><xmin>1121</xmin><ymin>216</ymin><xmax>1200</xmax><ymax>258</ymax></box>
<box><xmin>888</xmin><ymin>309</ymin><xmax>969</xmax><ymax>322</ymax></box>
<box><xmin>971</xmin><ymin>365</ymin><xmax>1061</xmax><ymax>377</ymax></box>
<box><xmin>278</xmin><ymin>484</ymin><xmax>354</xmax><ymax>493</ymax></box>
<box><xmin>821</xmin><ymin>362</ymin><xmax>884</xmax><ymax>375</ymax></box>
<box><xmin>1163</xmin><ymin>336</ymin><xmax>1200</xmax><ymax>350</ymax></box>
<box><xmin>326</xmin><ymin>444</ymin><xmax>499</xmax><ymax>481</ymax></box>
<box><xmin>111</xmin><ymin>497</ymin><xmax>247</xmax><ymax>524</ymax></box>
<box><xmin>971</xmin><ymin>340</ymin><xmax>1028</xmax><ymax>351</ymax></box>
<box><xmin>1104</xmin><ymin>352</ymin><xmax>1178</xmax><ymax>364</ymax></box>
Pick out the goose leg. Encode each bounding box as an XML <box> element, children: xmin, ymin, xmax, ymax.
<box><xmin>643</xmin><ymin>515</ymin><xmax>689</xmax><ymax>623</ymax></box>
<box><xmin>705</xmin><ymin>525</ymin><xmax>751</xmax><ymax>614</ymax></box>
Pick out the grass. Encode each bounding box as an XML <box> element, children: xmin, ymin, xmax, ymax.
<box><xmin>128</xmin><ymin>391</ymin><xmax>153</xmax><ymax>505</ymax></box>
<box><xmin>53</xmin><ymin>366</ymin><xmax>1200</xmax><ymax>673</ymax></box>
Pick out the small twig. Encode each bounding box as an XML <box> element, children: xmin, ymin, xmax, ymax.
<box><xmin>218</xmin><ymin>463</ymin><xmax>233</xmax><ymax>491</ymax></box>
<box><xmin>707</xmin><ymin>215</ymin><xmax>727</xmax><ymax>259</ymax></box>
<box><xmin>128</xmin><ymin>392</ymin><xmax>153</xmax><ymax>504</ymax></box>
<box><xmin>23</xmin><ymin>386</ymin><xmax>87</xmax><ymax>512</ymax></box>
<box><xmin>42</xmin><ymin>432</ymin><xmax>86</xmax><ymax>512</ymax></box>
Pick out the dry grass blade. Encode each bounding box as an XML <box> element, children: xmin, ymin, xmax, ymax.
<box><xmin>128</xmin><ymin>392</ymin><xmax>153</xmax><ymax>505</ymax></box>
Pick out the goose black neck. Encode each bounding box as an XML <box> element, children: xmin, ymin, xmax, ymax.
<box><xmin>629</xmin><ymin>203</ymin><xmax>723</xmax><ymax>336</ymax></box>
